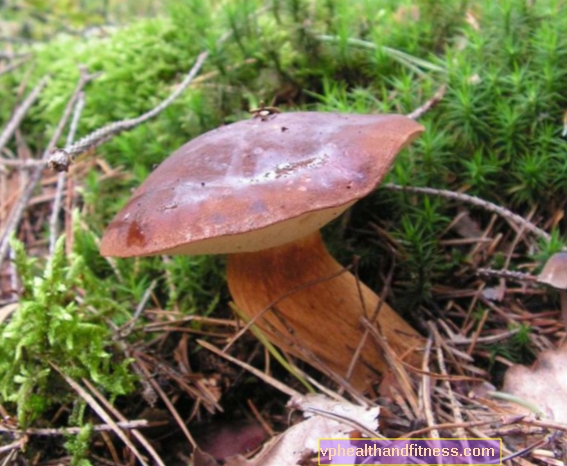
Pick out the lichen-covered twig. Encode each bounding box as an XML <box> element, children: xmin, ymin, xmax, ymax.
<box><xmin>476</xmin><ymin>268</ymin><xmax>536</xmax><ymax>283</ymax></box>
<box><xmin>47</xmin><ymin>51</ymin><xmax>209</xmax><ymax>172</ymax></box>
<box><xmin>384</xmin><ymin>183</ymin><xmax>551</xmax><ymax>242</ymax></box>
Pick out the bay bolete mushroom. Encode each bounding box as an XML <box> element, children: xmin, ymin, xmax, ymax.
<box><xmin>101</xmin><ymin>112</ymin><xmax>424</xmax><ymax>389</ymax></box>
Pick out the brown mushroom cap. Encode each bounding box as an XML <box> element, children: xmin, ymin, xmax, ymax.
<box><xmin>101</xmin><ymin>112</ymin><xmax>423</xmax><ymax>257</ymax></box>
<box><xmin>538</xmin><ymin>252</ymin><xmax>567</xmax><ymax>289</ymax></box>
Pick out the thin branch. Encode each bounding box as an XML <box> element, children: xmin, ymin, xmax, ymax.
<box><xmin>198</xmin><ymin>339</ymin><xmax>301</xmax><ymax>398</ymax></box>
<box><xmin>420</xmin><ymin>334</ymin><xmax>439</xmax><ymax>438</ymax></box>
<box><xmin>0</xmin><ymin>71</ymin><xmax>93</xmax><ymax>267</ymax></box>
<box><xmin>82</xmin><ymin>377</ymin><xmax>166</xmax><ymax>466</ymax></box>
<box><xmin>476</xmin><ymin>267</ymin><xmax>536</xmax><ymax>283</ymax></box>
<box><xmin>345</xmin><ymin>261</ymin><xmax>393</xmax><ymax>385</ymax></box>
<box><xmin>48</xmin><ymin>89</ymin><xmax>85</xmax><ymax>254</ymax></box>
<box><xmin>0</xmin><ymin>437</ymin><xmax>25</xmax><ymax>454</ymax></box>
<box><xmin>0</xmin><ymin>52</ymin><xmax>33</xmax><ymax>60</ymax></box>
<box><xmin>0</xmin><ymin>55</ymin><xmax>32</xmax><ymax>78</ymax></box>
<box><xmin>134</xmin><ymin>354</ymin><xmax>198</xmax><ymax>450</ymax></box>
<box><xmin>0</xmin><ymin>158</ymin><xmax>45</xmax><ymax>167</ymax></box>
<box><xmin>50</xmin><ymin>363</ymin><xmax>151</xmax><ymax>466</ymax></box>
<box><xmin>407</xmin><ymin>84</ymin><xmax>446</xmax><ymax>120</ymax></box>
<box><xmin>362</xmin><ymin>317</ymin><xmax>421</xmax><ymax>417</ymax></box>
<box><xmin>47</xmin><ymin>51</ymin><xmax>209</xmax><ymax>172</ymax></box>
<box><xmin>116</xmin><ymin>279</ymin><xmax>157</xmax><ymax>338</ymax></box>
<box><xmin>0</xmin><ymin>76</ymin><xmax>48</xmax><ymax>156</ymax></box>
<box><xmin>430</xmin><ymin>322</ymin><xmax>466</xmax><ymax>438</ymax></box>
<box><xmin>448</xmin><ymin>328</ymin><xmax>520</xmax><ymax>345</ymax></box>
<box><xmin>0</xmin><ymin>419</ymin><xmax>162</xmax><ymax>436</ymax></box>
<box><xmin>404</xmin><ymin>416</ymin><xmax>523</xmax><ymax>437</ymax></box>
<box><xmin>384</xmin><ymin>183</ymin><xmax>552</xmax><ymax>242</ymax></box>
<box><xmin>0</xmin><ymin>36</ymin><xmax>37</xmax><ymax>45</ymax></box>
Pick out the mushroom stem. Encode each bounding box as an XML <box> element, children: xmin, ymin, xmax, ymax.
<box><xmin>226</xmin><ymin>231</ymin><xmax>423</xmax><ymax>390</ymax></box>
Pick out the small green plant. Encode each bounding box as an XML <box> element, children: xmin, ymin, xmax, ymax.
<box><xmin>0</xmin><ymin>236</ymin><xmax>135</xmax><ymax>428</ymax></box>
<box><xmin>64</xmin><ymin>422</ymin><xmax>94</xmax><ymax>466</ymax></box>
<box><xmin>486</xmin><ymin>323</ymin><xmax>535</xmax><ymax>368</ymax></box>
<box><xmin>392</xmin><ymin>196</ymin><xmax>451</xmax><ymax>308</ymax></box>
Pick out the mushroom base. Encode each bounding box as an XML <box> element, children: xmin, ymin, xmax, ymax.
<box><xmin>226</xmin><ymin>231</ymin><xmax>423</xmax><ymax>390</ymax></box>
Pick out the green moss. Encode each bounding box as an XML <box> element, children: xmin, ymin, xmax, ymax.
<box><xmin>0</xmin><ymin>236</ymin><xmax>135</xmax><ymax>427</ymax></box>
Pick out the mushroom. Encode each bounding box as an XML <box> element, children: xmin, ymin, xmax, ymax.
<box><xmin>101</xmin><ymin>112</ymin><xmax>425</xmax><ymax>389</ymax></box>
<box><xmin>537</xmin><ymin>252</ymin><xmax>567</xmax><ymax>327</ymax></box>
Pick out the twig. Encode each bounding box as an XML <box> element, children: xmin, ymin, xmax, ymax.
<box><xmin>247</xmin><ymin>399</ymin><xmax>275</xmax><ymax>437</ymax></box>
<box><xmin>290</xmin><ymin>365</ymin><xmax>367</xmax><ymax>405</ymax></box>
<box><xmin>50</xmin><ymin>363</ymin><xmax>151</xmax><ymax>466</ymax></box>
<box><xmin>404</xmin><ymin>416</ymin><xmax>524</xmax><ymax>437</ymax></box>
<box><xmin>47</xmin><ymin>51</ymin><xmax>209</xmax><ymax>172</ymax></box>
<box><xmin>116</xmin><ymin>279</ymin><xmax>157</xmax><ymax>338</ymax></box>
<box><xmin>299</xmin><ymin>405</ymin><xmax>380</xmax><ymax>438</ymax></box>
<box><xmin>198</xmin><ymin>339</ymin><xmax>301</xmax><ymax>398</ymax></box>
<box><xmin>81</xmin><ymin>377</ymin><xmax>166</xmax><ymax>466</ymax></box>
<box><xmin>48</xmin><ymin>89</ymin><xmax>85</xmax><ymax>254</ymax></box>
<box><xmin>476</xmin><ymin>267</ymin><xmax>536</xmax><ymax>283</ymax></box>
<box><xmin>230</xmin><ymin>302</ymin><xmax>321</xmax><ymax>395</ymax></box>
<box><xmin>345</xmin><ymin>262</ymin><xmax>394</xmax><ymax>386</ymax></box>
<box><xmin>0</xmin><ymin>52</ymin><xmax>32</xmax><ymax>60</ymax></box>
<box><xmin>134</xmin><ymin>354</ymin><xmax>198</xmax><ymax>449</ymax></box>
<box><xmin>6</xmin><ymin>248</ymin><xmax>18</xmax><ymax>302</ymax></box>
<box><xmin>0</xmin><ymin>158</ymin><xmax>45</xmax><ymax>167</ymax></box>
<box><xmin>407</xmin><ymin>84</ymin><xmax>446</xmax><ymax>120</ymax></box>
<box><xmin>384</xmin><ymin>183</ymin><xmax>552</xmax><ymax>242</ymax></box>
<box><xmin>420</xmin><ymin>334</ymin><xmax>439</xmax><ymax>438</ymax></box>
<box><xmin>0</xmin><ymin>76</ymin><xmax>48</xmax><ymax>156</ymax></box>
<box><xmin>0</xmin><ymin>71</ymin><xmax>93</xmax><ymax>268</ymax></box>
<box><xmin>0</xmin><ymin>55</ymin><xmax>31</xmax><ymax>78</ymax></box>
<box><xmin>429</xmin><ymin>322</ymin><xmax>465</xmax><ymax>438</ymax></box>
<box><xmin>501</xmin><ymin>434</ymin><xmax>558</xmax><ymax>463</ymax></box>
<box><xmin>467</xmin><ymin>309</ymin><xmax>489</xmax><ymax>356</ymax></box>
<box><xmin>520</xmin><ymin>417</ymin><xmax>567</xmax><ymax>433</ymax></box>
<box><xmin>362</xmin><ymin>317</ymin><xmax>420</xmax><ymax>417</ymax></box>
<box><xmin>0</xmin><ymin>437</ymin><xmax>26</xmax><ymax>454</ymax></box>
<box><xmin>132</xmin><ymin>351</ymin><xmax>221</xmax><ymax>413</ymax></box>
<box><xmin>449</xmin><ymin>328</ymin><xmax>520</xmax><ymax>345</ymax></box>
<box><xmin>0</xmin><ymin>419</ymin><xmax>164</xmax><ymax>436</ymax></box>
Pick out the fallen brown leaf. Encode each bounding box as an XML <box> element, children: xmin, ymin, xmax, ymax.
<box><xmin>503</xmin><ymin>344</ymin><xmax>567</xmax><ymax>423</ymax></box>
